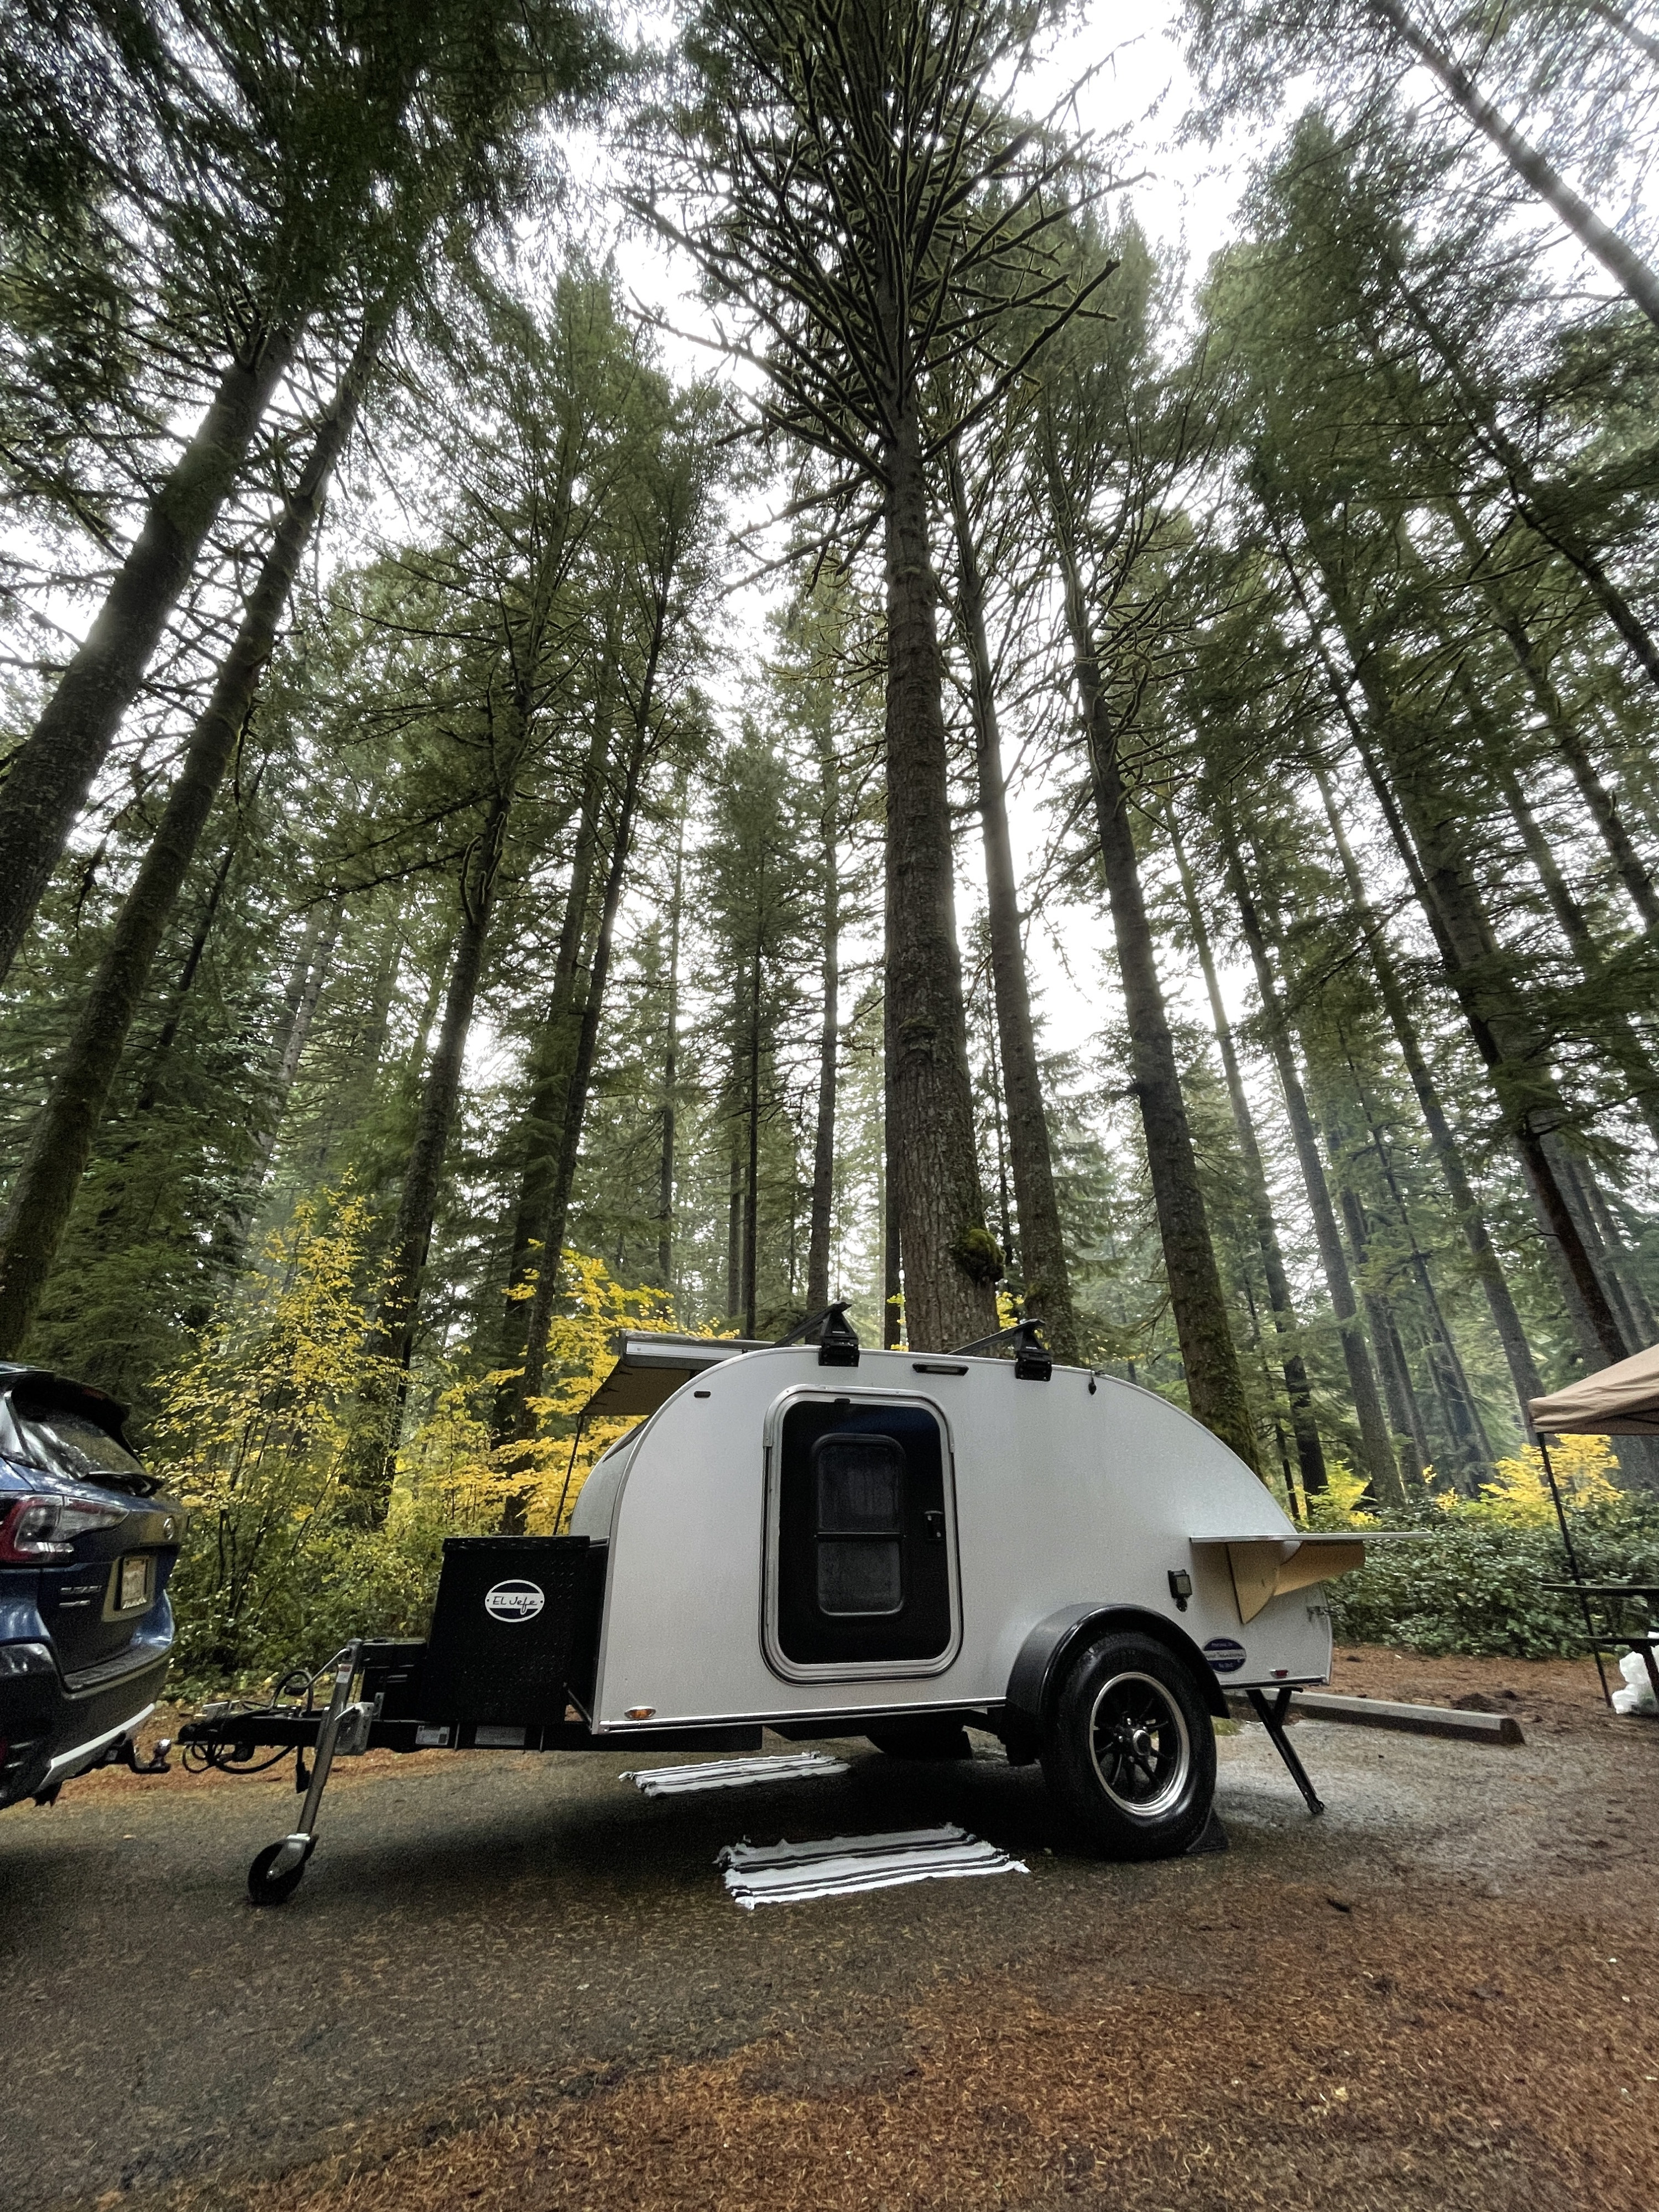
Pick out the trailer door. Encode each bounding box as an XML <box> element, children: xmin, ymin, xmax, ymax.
<box><xmin>769</xmin><ymin>1395</ymin><xmax>956</xmax><ymax>1673</ymax></box>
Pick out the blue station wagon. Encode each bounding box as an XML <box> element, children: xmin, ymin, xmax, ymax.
<box><xmin>0</xmin><ymin>1365</ymin><xmax>183</xmax><ymax>1808</ymax></box>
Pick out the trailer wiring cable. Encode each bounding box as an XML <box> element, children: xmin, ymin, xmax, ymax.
<box><xmin>179</xmin><ymin>1651</ymin><xmax>351</xmax><ymax>1775</ymax></box>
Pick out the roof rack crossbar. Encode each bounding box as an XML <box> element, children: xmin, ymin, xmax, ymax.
<box><xmin>773</xmin><ymin>1300</ymin><xmax>860</xmax><ymax>1369</ymax></box>
<box><xmin>947</xmin><ymin>1318</ymin><xmax>1052</xmax><ymax>1381</ymax></box>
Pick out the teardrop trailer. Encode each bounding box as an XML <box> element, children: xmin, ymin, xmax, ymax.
<box><xmin>180</xmin><ymin>1310</ymin><xmax>1402</xmax><ymax>1904</ymax></box>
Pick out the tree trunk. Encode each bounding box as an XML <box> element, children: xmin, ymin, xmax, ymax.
<box><xmin>1169</xmin><ymin>810</ymin><xmax>1327</xmax><ymax>1495</ymax></box>
<box><xmin>1586</xmin><ymin>0</ymin><xmax>1659</xmax><ymax>69</ymax></box>
<box><xmin>987</xmin><ymin>1021</ymin><xmax>1016</xmax><ymax>1266</ymax></box>
<box><xmin>658</xmin><ymin>813</ymin><xmax>686</xmax><ymax>1293</ymax></box>
<box><xmin>1310</xmin><ymin>755</ymin><xmax>1543</xmax><ymax>1420</ymax></box>
<box><xmin>882</xmin><ymin>993</ymin><xmax>903</xmax><ymax>1348</ymax></box>
<box><xmin>1273</xmin><ymin>509</ymin><xmax>1631</xmax><ymax>1365</ymax></box>
<box><xmin>1355</xmin><ymin>693</ymin><xmax>1629</xmax><ymax>1365</ymax></box>
<box><xmin>401</xmin><ymin>930</ymin><xmax>452</xmax><ymax>1099</ymax></box>
<box><xmin>1493</xmin><ymin>750</ymin><xmax>1659</xmax><ymax>1147</ymax></box>
<box><xmin>490</xmin><ymin>644</ymin><xmax>619</xmax><ymax>1444</ymax></box>
<box><xmin>0</xmin><ymin>323</ymin><xmax>299</xmax><ymax>985</ymax></box>
<box><xmin>503</xmin><ymin>503</ymin><xmax>685</xmax><ymax>1498</ymax></box>
<box><xmin>377</xmin><ymin>812</ymin><xmax>508</xmax><ymax>1378</ymax></box>
<box><xmin>134</xmin><ymin>780</ymin><xmax>256</xmax><ymax>1114</ymax></box>
<box><xmin>280</xmin><ymin>905</ymin><xmax>343</xmax><ymax>1088</ymax></box>
<box><xmin>947</xmin><ymin>439</ymin><xmax>1078</xmax><ymax>1362</ymax></box>
<box><xmin>1221</xmin><ymin>821</ymin><xmax>1405</xmax><ymax>1505</ymax></box>
<box><xmin>0</xmin><ymin>330</ymin><xmax>379</xmax><ymax>1355</ymax></box>
<box><xmin>805</xmin><ymin>724</ymin><xmax>839</xmax><ymax>1316</ymax></box>
<box><xmin>1439</xmin><ymin>497</ymin><xmax>1659</xmax><ymax>927</ymax></box>
<box><xmin>881</xmin><ymin>406</ymin><xmax>999</xmax><ymax>1352</ymax></box>
<box><xmin>1318</xmin><ymin>1088</ymin><xmax>1430</xmax><ymax>1492</ymax></box>
<box><xmin>727</xmin><ymin>1134</ymin><xmax>743</xmax><ymax>1323</ymax></box>
<box><xmin>1368</xmin><ymin>0</ymin><xmax>1659</xmax><ymax>328</ymax></box>
<box><xmin>350</xmin><ymin>827</ymin><xmax>505</xmax><ymax>1525</ymax></box>
<box><xmin>1570</xmin><ymin>1154</ymin><xmax>1659</xmax><ymax>1346</ymax></box>
<box><xmin>1337</xmin><ymin>1026</ymin><xmax>1496</xmax><ymax>1481</ymax></box>
<box><xmin>219</xmin><ymin>893</ymin><xmax>346</xmax><ymax>1264</ymax></box>
<box><xmin>1053</xmin><ymin>503</ymin><xmax>1259</xmax><ymax>1468</ymax></box>
<box><xmin>744</xmin><ymin>902</ymin><xmax>763</xmax><ymax>1337</ymax></box>
<box><xmin>352</xmin><ymin>912</ymin><xmax>406</xmax><ymax>1100</ymax></box>
<box><xmin>1430</xmin><ymin>612</ymin><xmax>1659</xmax><ymax>1134</ymax></box>
<box><xmin>513</xmin><ymin>718</ymin><xmax>650</xmax><ymax>1422</ymax></box>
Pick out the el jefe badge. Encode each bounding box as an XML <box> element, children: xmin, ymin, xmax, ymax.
<box><xmin>484</xmin><ymin>1580</ymin><xmax>545</xmax><ymax>1624</ymax></box>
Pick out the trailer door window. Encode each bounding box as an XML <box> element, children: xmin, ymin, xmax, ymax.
<box><xmin>814</xmin><ymin>1435</ymin><xmax>904</xmax><ymax>1615</ymax></box>
<box><xmin>774</xmin><ymin>1399</ymin><xmax>954</xmax><ymax>1668</ymax></box>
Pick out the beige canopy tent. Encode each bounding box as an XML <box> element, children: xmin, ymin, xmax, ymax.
<box><xmin>1528</xmin><ymin>1343</ymin><xmax>1659</xmax><ymax>1713</ymax></box>
<box><xmin>1530</xmin><ymin>1341</ymin><xmax>1659</xmax><ymax>1435</ymax></box>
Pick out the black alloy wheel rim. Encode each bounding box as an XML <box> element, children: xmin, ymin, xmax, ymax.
<box><xmin>1087</xmin><ymin>1669</ymin><xmax>1191</xmax><ymax>1818</ymax></box>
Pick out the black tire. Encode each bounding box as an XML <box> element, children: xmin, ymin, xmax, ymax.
<box><xmin>247</xmin><ymin>1837</ymin><xmax>313</xmax><ymax>1906</ymax></box>
<box><xmin>1041</xmin><ymin>1632</ymin><xmax>1215</xmax><ymax>1859</ymax></box>
<box><xmin>866</xmin><ymin>1717</ymin><xmax>974</xmax><ymax>1760</ymax></box>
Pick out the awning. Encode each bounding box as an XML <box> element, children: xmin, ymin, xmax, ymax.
<box><xmin>1530</xmin><ymin>1340</ymin><xmax>1659</xmax><ymax>1434</ymax></box>
<box><xmin>579</xmin><ymin>1332</ymin><xmax>770</xmax><ymax>1422</ymax></box>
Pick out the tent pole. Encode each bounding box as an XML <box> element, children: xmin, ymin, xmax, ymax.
<box><xmin>1536</xmin><ymin>1430</ymin><xmax>1611</xmax><ymax>1705</ymax></box>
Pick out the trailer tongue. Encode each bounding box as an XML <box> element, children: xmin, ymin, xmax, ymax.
<box><xmin>176</xmin><ymin>1310</ymin><xmax>1404</xmax><ymax>1903</ymax></box>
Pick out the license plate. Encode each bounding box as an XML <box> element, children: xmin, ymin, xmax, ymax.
<box><xmin>118</xmin><ymin>1554</ymin><xmax>151</xmax><ymax>1610</ymax></box>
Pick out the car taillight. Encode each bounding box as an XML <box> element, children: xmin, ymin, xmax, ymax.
<box><xmin>0</xmin><ymin>1495</ymin><xmax>126</xmax><ymax>1561</ymax></box>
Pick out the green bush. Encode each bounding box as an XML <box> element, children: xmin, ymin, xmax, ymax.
<box><xmin>169</xmin><ymin>1522</ymin><xmax>445</xmax><ymax>1696</ymax></box>
<box><xmin>1326</xmin><ymin>1493</ymin><xmax>1659</xmax><ymax>1658</ymax></box>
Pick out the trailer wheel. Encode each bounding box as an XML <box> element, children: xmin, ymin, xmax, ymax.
<box><xmin>247</xmin><ymin>1835</ymin><xmax>314</xmax><ymax>1907</ymax></box>
<box><xmin>1042</xmin><ymin>1632</ymin><xmax>1215</xmax><ymax>1859</ymax></box>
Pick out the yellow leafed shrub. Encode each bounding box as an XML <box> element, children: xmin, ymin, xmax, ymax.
<box><xmin>155</xmin><ymin>1187</ymin><xmax>400</xmax><ymax>1679</ymax></box>
<box><xmin>156</xmin><ymin>1194</ymin><xmax>718</xmax><ymax>1686</ymax></box>
<box><xmin>1455</xmin><ymin>1435</ymin><xmax>1621</xmax><ymax>1526</ymax></box>
<box><xmin>1304</xmin><ymin>1460</ymin><xmax>1380</xmax><ymax>1530</ymax></box>
<box><xmin>394</xmin><ymin>1249</ymin><xmax>717</xmax><ymax>1534</ymax></box>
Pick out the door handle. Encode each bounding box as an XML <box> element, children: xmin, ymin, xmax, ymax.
<box><xmin>923</xmin><ymin>1510</ymin><xmax>946</xmax><ymax>1543</ymax></box>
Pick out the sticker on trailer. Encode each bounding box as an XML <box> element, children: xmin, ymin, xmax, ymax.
<box><xmin>1204</xmin><ymin>1637</ymin><xmax>1246</xmax><ymax>1674</ymax></box>
<box><xmin>484</xmin><ymin>1580</ymin><xmax>545</xmax><ymax>1624</ymax></box>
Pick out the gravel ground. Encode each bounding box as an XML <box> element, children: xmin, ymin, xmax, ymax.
<box><xmin>3</xmin><ymin>1650</ymin><xmax>1656</xmax><ymax>2212</ymax></box>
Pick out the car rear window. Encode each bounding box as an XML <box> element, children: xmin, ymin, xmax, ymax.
<box><xmin>9</xmin><ymin>1397</ymin><xmax>148</xmax><ymax>1491</ymax></box>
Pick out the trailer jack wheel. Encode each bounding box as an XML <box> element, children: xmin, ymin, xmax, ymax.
<box><xmin>245</xmin><ymin>1637</ymin><xmax>364</xmax><ymax>1907</ymax></box>
<box><xmin>248</xmin><ymin>1832</ymin><xmax>316</xmax><ymax>1906</ymax></box>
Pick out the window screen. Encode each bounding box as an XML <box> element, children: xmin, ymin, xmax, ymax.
<box><xmin>811</xmin><ymin>1434</ymin><xmax>904</xmax><ymax>1615</ymax></box>
<box><xmin>817</xmin><ymin>1539</ymin><xmax>902</xmax><ymax>1615</ymax></box>
<box><xmin>815</xmin><ymin>1437</ymin><xmax>902</xmax><ymax>1532</ymax></box>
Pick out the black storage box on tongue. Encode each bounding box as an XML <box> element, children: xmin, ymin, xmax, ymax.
<box><xmin>420</xmin><ymin>1535</ymin><xmax>607</xmax><ymax>1728</ymax></box>
<box><xmin>359</xmin><ymin>1638</ymin><xmax>428</xmax><ymax>1721</ymax></box>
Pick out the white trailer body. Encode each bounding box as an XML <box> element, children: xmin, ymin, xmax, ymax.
<box><xmin>571</xmin><ymin>1341</ymin><xmax>1341</xmax><ymax>1734</ymax></box>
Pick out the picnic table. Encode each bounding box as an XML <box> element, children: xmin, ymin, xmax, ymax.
<box><xmin>1540</xmin><ymin>1581</ymin><xmax>1659</xmax><ymax>1712</ymax></box>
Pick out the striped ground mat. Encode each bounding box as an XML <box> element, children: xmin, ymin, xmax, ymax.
<box><xmin>717</xmin><ymin>1823</ymin><xmax>1028</xmax><ymax>1909</ymax></box>
<box><xmin>619</xmin><ymin>1751</ymin><xmax>849</xmax><ymax>1798</ymax></box>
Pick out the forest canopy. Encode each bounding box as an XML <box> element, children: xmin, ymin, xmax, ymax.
<box><xmin>4</xmin><ymin>0</ymin><xmax>1659</xmax><ymax>1671</ymax></box>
